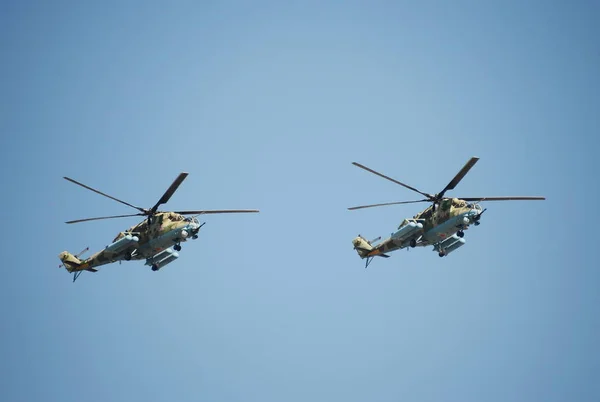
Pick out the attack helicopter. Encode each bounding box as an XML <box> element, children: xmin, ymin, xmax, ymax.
<box><xmin>58</xmin><ymin>172</ymin><xmax>259</xmax><ymax>282</ymax></box>
<box><xmin>349</xmin><ymin>157</ymin><xmax>545</xmax><ymax>268</ymax></box>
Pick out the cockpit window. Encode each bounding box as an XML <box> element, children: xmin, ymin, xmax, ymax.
<box><xmin>416</xmin><ymin>206</ymin><xmax>433</xmax><ymax>219</ymax></box>
<box><xmin>452</xmin><ymin>199</ymin><xmax>466</xmax><ymax>208</ymax></box>
<box><xmin>170</xmin><ymin>213</ymin><xmax>184</xmax><ymax>221</ymax></box>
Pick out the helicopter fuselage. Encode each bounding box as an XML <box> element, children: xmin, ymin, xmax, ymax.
<box><xmin>414</xmin><ymin>198</ymin><xmax>482</xmax><ymax>237</ymax></box>
<box><xmin>353</xmin><ymin>198</ymin><xmax>483</xmax><ymax>259</ymax></box>
<box><xmin>349</xmin><ymin>157</ymin><xmax>544</xmax><ymax>266</ymax></box>
<box><xmin>59</xmin><ymin>213</ymin><xmax>202</xmax><ymax>273</ymax></box>
<box><xmin>59</xmin><ymin>171</ymin><xmax>259</xmax><ymax>281</ymax></box>
<box><xmin>116</xmin><ymin>212</ymin><xmax>200</xmax><ymax>256</ymax></box>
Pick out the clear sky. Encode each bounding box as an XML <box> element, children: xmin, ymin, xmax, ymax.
<box><xmin>1</xmin><ymin>1</ymin><xmax>599</xmax><ymax>401</ymax></box>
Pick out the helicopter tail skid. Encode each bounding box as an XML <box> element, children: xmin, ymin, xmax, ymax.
<box><xmin>363</xmin><ymin>253</ymin><xmax>390</xmax><ymax>269</ymax></box>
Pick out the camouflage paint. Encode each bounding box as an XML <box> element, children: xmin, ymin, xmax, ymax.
<box><xmin>58</xmin><ymin>212</ymin><xmax>201</xmax><ymax>273</ymax></box>
<box><xmin>353</xmin><ymin>198</ymin><xmax>483</xmax><ymax>259</ymax></box>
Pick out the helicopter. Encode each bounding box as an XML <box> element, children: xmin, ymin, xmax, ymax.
<box><xmin>348</xmin><ymin>157</ymin><xmax>545</xmax><ymax>268</ymax></box>
<box><xmin>58</xmin><ymin>172</ymin><xmax>259</xmax><ymax>282</ymax></box>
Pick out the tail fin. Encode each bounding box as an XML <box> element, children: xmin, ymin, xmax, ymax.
<box><xmin>58</xmin><ymin>251</ymin><xmax>82</xmax><ymax>273</ymax></box>
<box><xmin>352</xmin><ymin>235</ymin><xmax>374</xmax><ymax>258</ymax></box>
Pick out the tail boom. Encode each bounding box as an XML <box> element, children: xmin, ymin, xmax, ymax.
<box><xmin>58</xmin><ymin>251</ymin><xmax>96</xmax><ymax>273</ymax></box>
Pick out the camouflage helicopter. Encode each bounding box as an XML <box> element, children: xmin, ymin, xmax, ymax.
<box><xmin>349</xmin><ymin>157</ymin><xmax>545</xmax><ymax>267</ymax></box>
<box><xmin>59</xmin><ymin>172</ymin><xmax>259</xmax><ymax>282</ymax></box>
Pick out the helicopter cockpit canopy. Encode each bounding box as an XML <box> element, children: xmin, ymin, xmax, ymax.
<box><xmin>168</xmin><ymin>212</ymin><xmax>185</xmax><ymax>221</ymax></box>
<box><xmin>452</xmin><ymin>198</ymin><xmax>466</xmax><ymax>208</ymax></box>
<box><xmin>414</xmin><ymin>205</ymin><xmax>433</xmax><ymax>219</ymax></box>
<box><xmin>185</xmin><ymin>216</ymin><xmax>199</xmax><ymax>224</ymax></box>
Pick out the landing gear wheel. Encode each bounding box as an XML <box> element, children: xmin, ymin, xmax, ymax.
<box><xmin>151</xmin><ymin>264</ymin><xmax>159</xmax><ymax>271</ymax></box>
<box><xmin>410</xmin><ymin>238</ymin><xmax>417</xmax><ymax>248</ymax></box>
<box><xmin>124</xmin><ymin>254</ymin><xmax>132</xmax><ymax>261</ymax></box>
<box><xmin>174</xmin><ymin>244</ymin><xmax>181</xmax><ymax>251</ymax></box>
<box><xmin>457</xmin><ymin>230</ymin><xmax>464</xmax><ymax>238</ymax></box>
<box><xmin>438</xmin><ymin>252</ymin><xmax>445</xmax><ymax>257</ymax></box>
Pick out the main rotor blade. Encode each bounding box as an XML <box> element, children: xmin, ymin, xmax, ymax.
<box><xmin>150</xmin><ymin>172</ymin><xmax>189</xmax><ymax>214</ymax></box>
<box><xmin>174</xmin><ymin>209</ymin><xmax>260</xmax><ymax>215</ymax></box>
<box><xmin>65</xmin><ymin>213</ymin><xmax>145</xmax><ymax>224</ymax></box>
<box><xmin>348</xmin><ymin>199</ymin><xmax>429</xmax><ymax>211</ymax></box>
<box><xmin>352</xmin><ymin>162</ymin><xmax>433</xmax><ymax>199</ymax></box>
<box><xmin>64</xmin><ymin>177</ymin><xmax>147</xmax><ymax>213</ymax></box>
<box><xmin>437</xmin><ymin>157</ymin><xmax>479</xmax><ymax>199</ymax></box>
<box><xmin>460</xmin><ymin>196</ymin><xmax>546</xmax><ymax>202</ymax></box>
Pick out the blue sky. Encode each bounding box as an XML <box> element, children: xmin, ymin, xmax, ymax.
<box><xmin>1</xmin><ymin>1</ymin><xmax>599</xmax><ymax>401</ymax></box>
